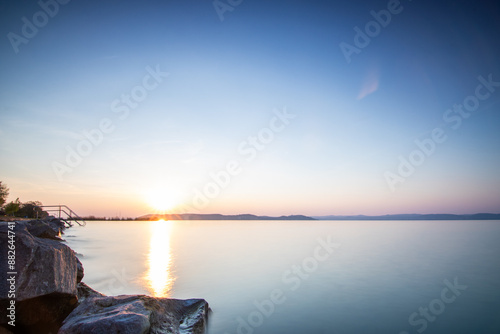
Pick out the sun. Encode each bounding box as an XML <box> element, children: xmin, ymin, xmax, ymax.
<box><xmin>144</xmin><ymin>188</ymin><xmax>181</xmax><ymax>213</ymax></box>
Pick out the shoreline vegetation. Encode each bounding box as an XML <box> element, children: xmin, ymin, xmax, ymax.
<box><xmin>0</xmin><ymin>217</ymin><xmax>210</xmax><ymax>334</ymax></box>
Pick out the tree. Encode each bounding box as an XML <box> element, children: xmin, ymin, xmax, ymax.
<box><xmin>4</xmin><ymin>198</ymin><xmax>21</xmax><ymax>216</ymax></box>
<box><xmin>0</xmin><ymin>181</ymin><xmax>8</xmax><ymax>207</ymax></box>
<box><xmin>18</xmin><ymin>201</ymin><xmax>46</xmax><ymax>219</ymax></box>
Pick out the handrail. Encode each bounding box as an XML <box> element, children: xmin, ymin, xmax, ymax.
<box><xmin>38</xmin><ymin>205</ymin><xmax>87</xmax><ymax>226</ymax></box>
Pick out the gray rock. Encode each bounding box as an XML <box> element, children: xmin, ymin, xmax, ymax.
<box><xmin>0</xmin><ymin>222</ymin><xmax>79</xmax><ymax>333</ymax></box>
<box><xmin>76</xmin><ymin>257</ymin><xmax>84</xmax><ymax>283</ymax></box>
<box><xmin>59</xmin><ymin>295</ymin><xmax>210</xmax><ymax>334</ymax></box>
<box><xmin>77</xmin><ymin>282</ymin><xmax>104</xmax><ymax>303</ymax></box>
<box><xmin>48</xmin><ymin>217</ymin><xmax>68</xmax><ymax>230</ymax></box>
<box><xmin>25</xmin><ymin>219</ymin><xmax>62</xmax><ymax>240</ymax></box>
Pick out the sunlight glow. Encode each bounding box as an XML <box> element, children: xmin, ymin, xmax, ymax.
<box><xmin>144</xmin><ymin>187</ymin><xmax>182</xmax><ymax>213</ymax></box>
<box><xmin>145</xmin><ymin>220</ymin><xmax>175</xmax><ymax>297</ymax></box>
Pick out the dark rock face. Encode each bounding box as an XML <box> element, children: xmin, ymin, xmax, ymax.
<box><xmin>76</xmin><ymin>257</ymin><xmax>84</xmax><ymax>283</ymax></box>
<box><xmin>59</xmin><ymin>296</ymin><xmax>151</xmax><ymax>334</ymax></box>
<box><xmin>13</xmin><ymin>230</ymin><xmax>77</xmax><ymax>300</ymax></box>
<box><xmin>59</xmin><ymin>295</ymin><xmax>210</xmax><ymax>334</ymax></box>
<box><xmin>0</xmin><ymin>222</ymin><xmax>79</xmax><ymax>333</ymax></box>
<box><xmin>76</xmin><ymin>282</ymin><xmax>104</xmax><ymax>302</ymax></box>
<box><xmin>24</xmin><ymin>219</ymin><xmax>63</xmax><ymax>240</ymax></box>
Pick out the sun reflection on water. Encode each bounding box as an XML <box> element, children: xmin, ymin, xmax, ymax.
<box><xmin>146</xmin><ymin>219</ymin><xmax>175</xmax><ymax>297</ymax></box>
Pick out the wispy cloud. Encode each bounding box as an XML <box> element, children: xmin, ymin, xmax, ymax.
<box><xmin>357</xmin><ymin>68</ymin><xmax>380</xmax><ymax>100</ymax></box>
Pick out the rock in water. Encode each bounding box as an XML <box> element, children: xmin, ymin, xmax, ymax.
<box><xmin>24</xmin><ymin>219</ymin><xmax>63</xmax><ymax>240</ymax></box>
<box><xmin>59</xmin><ymin>295</ymin><xmax>210</xmax><ymax>334</ymax></box>
<box><xmin>0</xmin><ymin>222</ymin><xmax>79</xmax><ymax>333</ymax></box>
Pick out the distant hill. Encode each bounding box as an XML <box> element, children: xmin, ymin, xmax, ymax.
<box><xmin>136</xmin><ymin>213</ymin><xmax>316</xmax><ymax>221</ymax></box>
<box><xmin>313</xmin><ymin>213</ymin><xmax>500</xmax><ymax>220</ymax></box>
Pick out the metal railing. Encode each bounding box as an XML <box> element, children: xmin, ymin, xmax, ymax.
<box><xmin>38</xmin><ymin>205</ymin><xmax>87</xmax><ymax>227</ymax></box>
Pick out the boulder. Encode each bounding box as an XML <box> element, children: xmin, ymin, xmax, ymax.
<box><xmin>47</xmin><ymin>217</ymin><xmax>68</xmax><ymax>230</ymax></box>
<box><xmin>76</xmin><ymin>257</ymin><xmax>84</xmax><ymax>283</ymax></box>
<box><xmin>0</xmin><ymin>222</ymin><xmax>79</xmax><ymax>333</ymax></box>
<box><xmin>59</xmin><ymin>295</ymin><xmax>210</xmax><ymax>334</ymax></box>
<box><xmin>77</xmin><ymin>282</ymin><xmax>104</xmax><ymax>303</ymax></box>
<box><xmin>24</xmin><ymin>219</ymin><xmax>62</xmax><ymax>240</ymax></box>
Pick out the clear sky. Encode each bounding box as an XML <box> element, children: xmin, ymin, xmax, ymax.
<box><xmin>1</xmin><ymin>0</ymin><xmax>499</xmax><ymax>217</ymax></box>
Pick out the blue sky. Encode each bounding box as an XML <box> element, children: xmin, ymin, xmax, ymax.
<box><xmin>1</xmin><ymin>0</ymin><xmax>499</xmax><ymax>217</ymax></box>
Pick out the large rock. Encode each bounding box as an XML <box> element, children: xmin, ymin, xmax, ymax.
<box><xmin>76</xmin><ymin>282</ymin><xmax>104</xmax><ymax>303</ymax></box>
<box><xmin>59</xmin><ymin>295</ymin><xmax>210</xmax><ymax>334</ymax></box>
<box><xmin>24</xmin><ymin>219</ymin><xmax>63</xmax><ymax>240</ymax></box>
<box><xmin>0</xmin><ymin>222</ymin><xmax>79</xmax><ymax>333</ymax></box>
<box><xmin>76</xmin><ymin>257</ymin><xmax>84</xmax><ymax>283</ymax></box>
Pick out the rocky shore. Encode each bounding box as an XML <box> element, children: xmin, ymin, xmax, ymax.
<box><xmin>0</xmin><ymin>218</ymin><xmax>210</xmax><ymax>334</ymax></box>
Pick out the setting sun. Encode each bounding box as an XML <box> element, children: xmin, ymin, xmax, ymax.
<box><xmin>144</xmin><ymin>188</ymin><xmax>182</xmax><ymax>213</ymax></box>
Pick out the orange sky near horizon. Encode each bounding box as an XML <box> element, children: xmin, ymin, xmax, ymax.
<box><xmin>1</xmin><ymin>1</ymin><xmax>499</xmax><ymax>218</ymax></box>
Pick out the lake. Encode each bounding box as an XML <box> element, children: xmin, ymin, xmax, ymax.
<box><xmin>64</xmin><ymin>220</ymin><xmax>500</xmax><ymax>334</ymax></box>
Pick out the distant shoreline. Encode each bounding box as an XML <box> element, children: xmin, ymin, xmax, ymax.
<box><xmin>314</xmin><ymin>213</ymin><xmax>500</xmax><ymax>221</ymax></box>
<box><xmin>135</xmin><ymin>213</ymin><xmax>315</xmax><ymax>221</ymax></box>
<box><xmin>105</xmin><ymin>213</ymin><xmax>500</xmax><ymax>221</ymax></box>
<box><xmin>38</xmin><ymin>213</ymin><xmax>500</xmax><ymax>222</ymax></box>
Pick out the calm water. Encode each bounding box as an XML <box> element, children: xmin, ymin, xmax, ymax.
<box><xmin>64</xmin><ymin>220</ymin><xmax>500</xmax><ymax>334</ymax></box>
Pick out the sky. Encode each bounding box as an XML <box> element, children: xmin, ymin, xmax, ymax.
<box><xmin>0</xmin><ymin>0</ymin><xmax>499</xmax><ymax>217</ymax></box>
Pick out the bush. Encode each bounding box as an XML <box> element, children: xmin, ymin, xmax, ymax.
<box><xmin>4</xmin><ymin>198</ymin><xmax>21</xmax><ymax>216</ymax></box>
<box><xmin>18</xmin><ymin>201</ymin><xmax>46</xmax><ymax>219</ymax></box>
<box><xmin>0</xmin><ymin>181</ymin><xmax>9</xmax><ymax>207</ymax></box>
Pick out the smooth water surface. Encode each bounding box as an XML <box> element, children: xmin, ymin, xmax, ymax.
<box><xmin>64</xmin><ymin>220</ymin><xmax>500</xmax><ymax>334</ymax></box>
